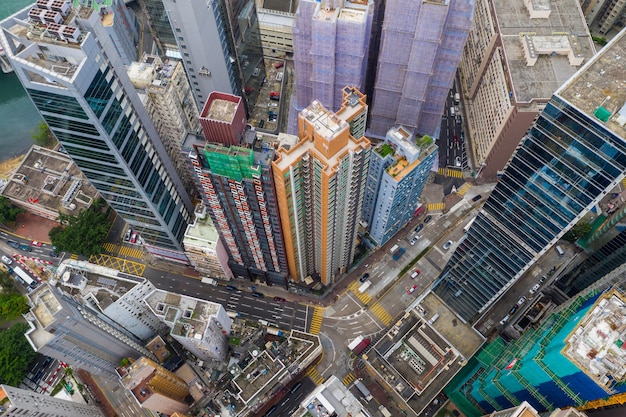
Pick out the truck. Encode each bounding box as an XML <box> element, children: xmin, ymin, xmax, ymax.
<box><xmin>389</xmin><ymin>244</ymin><xmax>399</xmax><ymax>254</ymax></box>
<box><xmin>355</xmin><ymin>380</ymin><xmax>373</xmax><ymax>401</ymax></box>
<box><xmin>358</xmin><ymin>280</ymin><xmax>371</xmax><ymax>293</ymax></box>
<box><xmin>392</xmin><ymin>247</ymin><xmax>406</xmax><ymax>261</ymax></box>
<box><xmin>201</xmin><ymin>277</ymin><xmax>217</xmax><ymax>286</ymax></box>
<box><xmin>267</xmin><ymin>327</ymin><xmax>284</xmax><ymax>337</ymax></box>
<box><xmin>348</xmin><ymin>335</ymin><xmax>371</xmax><ymax>355</ymax></box>
<box><xmin>13</xmin><ymin>266</ymin><xmax>36</xmax><ymax>287</ymax></box>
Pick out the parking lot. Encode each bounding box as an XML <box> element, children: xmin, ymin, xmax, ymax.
<box><xmin>248</xmin><ymin>59</ymin><xmax>287</xmax><ymax>133</ymax></box>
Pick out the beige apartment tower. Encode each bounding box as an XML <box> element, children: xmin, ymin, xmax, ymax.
<box><xmin>458</xmin><ymin>0</ymin><xmax>594</xmax><ymax>179</ymax></box>
<box><xmin>272</xmin><ymin>87</ymin><xmax>370</xmax><ymax>286</ymax></box>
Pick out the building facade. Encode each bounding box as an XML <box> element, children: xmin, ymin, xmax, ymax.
<box><xmin>458</xmin><ymin>0</ymin><xmax>593</xmax><ymax>179</ymax></box>
<box><xmin>289</xmin><ymin>0</ymin><xmax>374</xmax><ymax>133</ymax></box>
<box><xmin>0</xmin><ymin>384</ymin><xmax>105</xmax><ymax>417</ymax></box>
<box><xmin>273</xmin><ymin>88</ymin><xmax>371</xmax><ymax>286</ymax></box>
<box><xmin>433</xmin><ymin>27</ymin><xmax>626</xmax><ymax>323</ymax></box>
<box><xmin>128</xmin><ymin>54</ymin><xmax>200</xmax><ymax>197</ymax></box>
<box><xmin>144</xmin><ymin>289</ymin><xmax>231</xmax><ymax>361</ymax></box>
<box><xmin>199</xmin><ymin>92</ymin><xmax>247</xmax><ymax>146</ymax></box>
<box><xmin>581</xmin><ymin>0</ymin><xmax>626</xmax><ymax>36</ymax></box>
<box><xmin>368</xmin><ymin>0</ymin><xmax>474</xmax><ymax>138</ymax></box>
<box><xmin>120</xmin><ymin>357</ymin><xmax>190</xmax><ymax>415</ymax></box>
<box><xmin>0</xmin><ymin>0</ymin><xmax>193</xmax><ymax>261</ymax></box>
<box><xmin>24</xmin><ymin>284</ymin><xmax>154</xmax><ymax>377</ymax></box>
<box><xmin>161</xmin><ymin>0</ymin><xmax>266</xmax><ymax>112</ymax></box>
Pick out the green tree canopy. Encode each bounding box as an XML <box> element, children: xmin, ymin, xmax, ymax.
<box><xmin>0</xmin><ymin>196</ymin><xmax>24</xmax><ymax>225</ymax></box>
<box><xmin>0</xmin><ymin>292</ymin><xmax>29</xmax><ymax>320</ymax></box>
<box><xmin>0</xmin><ymin>323</ymin><xmax>37</xmax><ymax>386</ymax></box>
<box><xmin>30</xmin><ymin>121</ymin><xmax>56</xmax><ymax>147</ymax></box>
<box><xmin>563</xmin><ymin>221</ymin><xmax>592</xmax><ymax>243</ymax></box>
<box><xmin>49</xmin><ymin>199</ymin><xmax>111</xmax><ymax>257</ymax></box>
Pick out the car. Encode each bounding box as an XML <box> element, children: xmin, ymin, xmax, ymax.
<box><xmin>270</xmin><ymin>91</ymin><xmax>280</xmax><ymax>97</ymax></box>
<box><xmin>499</xmin><ymin>315</ymin><xmax>510</xmax><ymax>325</ymax></box>
<box><xmin>1</xmin><ymin>255</ymin><xmax>12</xmax><ymax>265</ymax></box>
<box><xmin>252</xmin><ymin>291</ymin><xmax>265</xmax><ymax>298</ymax></box>
<box><xmin>407</xmin><ymin>285</ymin><xmax>418</xmax><ymax>295</ymax></box>
<box><xmin>31</xmin><ymin>241</ymin><xmax>43</xmax><ymax>247</ymax></box>
<box><xmin>253</xmin><ymin>67</ymin><xmax>260</xmax><ymax>77</ymax></box>
<box><xmin>124</xmin><ymin>229</ymin><xmax>132</xmax><ymax>242</ymax></box>
<box><xmin>410</xmin><ymin>270</ymin><xmax>420</xmax><ymax>279</ymax></box>
<box><xmin>274</xmin><ymin>62</ymin><xmax>284</xmax><ymax>69</ymax></box>
<box><xmin>453</xmin><ymin>135</ymin><xmax>458</xmax><ymax>143</ymax></box>
<box><xmin>517</xmin><ymin>296</ymin><xmax>527</xmax><ymax>306</ymax></box>
<box><xmin>258</xmin><ymin>119</ymin><xmax>265</xmax><ymax>128</ymax></box>
<box><xmin>290</xmin><ymin>381</ymin><xmax>302</xmax><ymax>393</ymax></box>
<box><xmin>443</xmin><ymin>240</ymin><xmax>453</xmax><ymax>250</ymax></box>
<box><xmin>539</xmin><ymin>275</ymin><xmax>546</xmax><ymax>284</ymax></box>
<box><xmin>269</xmin><ymin>102</ymin><xmax>278</xmax><ymax>108</ymax></box>
<box><xmin>472</xmin><ymin>194</ymin><xmax>482</xmax><ymax>202</ymax></box>
<box><xmin>455</xmin><ymin>156</ymin><xmax>461</xmax><ymax>167</ymax></box>
<box><xmin>410</xmin><ymin>236</ymin><xmax>418</xmax><ymax>245</ymax></box>
<box><xmin>49</xmin><ymin>251</ymin><xmax>58</xmax><ymax>258</ymax></box>
<box><xmin>273</xmin><ymin>296</ymin><xmax>287</xmax><ymax>303</ymax></box>
<box><xmin>414</xmin><ymin>223</ymin><xmax>423</xmax><ymax>233</ymax></box>
<box><xmin>276</xmin><ymin>72</ymin><xmax>283</xmax><ymax>82</ymax></box>
<box><xmin>509</xmin><ymin>305</ymin><xmax>519</xmax><ymax>315</ymax></box>
<box><xmin>7</xmin><ymin>240</ymin><xmax>20</xmax><ymax>249</ymax></box>
<box><xmin>424</xmin><ymin>215</ymin><xmax>432</xmax><ymax>223</ymax></box>
<box><xmin>130</xmin><ymin>233</ymin><xmax>138</xmax><ymax>244</ymax></box>
<box><xmin>267</xmin><ymin>110</ymin><xmax>277</xmax><ymax>116</ymax></box>
<box><xmin>269</xmin><ymin>116</ymin><xmax>277</xmax><ymax>122</ymax></box>
<box><xmin>529</xmin><ymin>283</ymin><xmax>541</xmax><ymax>294</ymax></box>
<box><xmin>225</xmin><ymin>285</ymin><xmax>238</xmax><ymax>292</ymax></box>
<box><xmin>270</xmin><ymin>96</ymin><xmax>280</xmax><ymax>101</ymax></box>
<box><xmin>244</xmin><ymin>86</ymin><xmax>254</xmax><ymax>94</ymax></box>
<box><xmin>19</xmin><ymin>244</ymin><xmax>32</xmax><ymax>252</ymax></box>
<box><xmin>360</xmin><ymin>273</ymin><xmax>370</xmax><ymax>283</ymax></box>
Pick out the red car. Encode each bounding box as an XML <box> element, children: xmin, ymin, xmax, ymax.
<box><xmin>244</xmin><ymin>86</ymin><xmax>254</xmax><ymax>95</ymax></box>
<box><xmin>407</xmin><ymin>285</ymin><xmax>418</xmax><ymax>295</ymax></box>
<box><xmin>30</xmin><ymin>241</ymin><xmax>43</xmax><ymax>247</ymax></box>
<box><xmin>274</xmin><ymin>62</ymin><xmax>284</xmax><ymax>69</ymax></box>
<box><xmin>130</xmin><ymin>233</ymin><xmax>138</xmax><ymax>244</ymax></box>
<box><xmin>273</xmin><ymin>296</ymin><xmax>287</xmax><ymax>303</ymax></box>
<box><xmin>270</xmin><ymin>91</ymin><xmax>280</xmax><ymax>97</ymax></box>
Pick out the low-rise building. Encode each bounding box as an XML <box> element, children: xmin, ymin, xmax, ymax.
<box><xmin>0</xmin><ymin>384</ymin><xmax>105</xmax><ymax>417</ymax></box>
<box><xmin>293</xmin><ymin>375</ymin><xmax>367</xmax><ymax>417</ymax></box>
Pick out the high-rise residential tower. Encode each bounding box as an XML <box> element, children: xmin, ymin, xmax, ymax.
<box><xmin>433</xmin><ymin>27</ymin><xmax>626</xmax><ymax>323</ymax></box>
<box><xmin>188</xmin><ymin>93</ymin><xmax>290</xmax><ymax>286</ymax></box>
<box><xmin>0</xmin><ymin>0</ymin><xmax>193</xmax><ymax>262</ymax></box>
<box><xmin>0</xmin><ymin>385</ymin><xmax>105</xmax><ymax>417</ymax></box>
<box><xmin>289</xmin><ymin>0</ymin><xmax>374</xmax><ymax>133</ymax></box>
<box><xmin>273</xmin><ymin>88</ymin><xmax>370</xmax><ymax>286</ymax></box>
<box><xmin>24</xmin><ymin>284</ymin><xmax>155</xmax><ymax>377</ymax></box>
<box><xmin>458</xmin><ymin>0</ymin><xmax>593</xmax><ymax>179</ymax></box>
<box><xmin>161</xmin><ymin>0</ymin><xmax>266</xmax><ymax>111</ymax></box>
<box><xmin>368</xmin><ymin>0</ymin><xmax>474</xmax><ymax>138</ymax></box>
<box><xmin>581</xmin><ymin>0</ymin><xmax>626</xmax><ymax>36</ymax></box>
<box><xmin>362</xmin><ymin>126</ymin><xmax>438</xmax><ymax>246</ymax></box>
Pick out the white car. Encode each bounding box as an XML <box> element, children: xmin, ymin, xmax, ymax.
<box><xmin>269</xmin><ymin>102</ymin><xmax>278</xmax><ymax>108</ymax></box>
<box><xmin>529</xmin><ymin>283</ymin><xmax>541</xmax><ymax>294</ymax></box>
<box><xmin>517</xmin><ymin>296</ymin><xmax>527</xmax><ymax>306</ymax></box>
<box><xmin>455</xmin><ymin>156</ymin><xmax>461</xmax><ymax>167</ymax></box>
<box><xmin>443</xmin><ymin>240</ymin><xmax>453</xmax><ymax>250</ymax></box>
<box><xmin>410</xmin><ymin>236</ymin><xmax>418</xmax><ymax>245</ymax></box>
<box><xmin>1</xmin><ymin>255</ymin><xmax>12</xmax><ymax>265</ymax></box>
<box><xmin>499</xmin><ymin>315</ymin><xmax>510</xmax><ymax>325</ymax></box>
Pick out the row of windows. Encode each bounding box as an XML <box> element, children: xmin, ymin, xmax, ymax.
<box><xmin>28</xmin><ymin>89</ymin><xmax>88</xmax><ymax>120</ymax></box>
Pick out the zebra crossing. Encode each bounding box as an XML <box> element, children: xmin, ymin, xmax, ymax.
<box><xmin>342</xmin><ymin>373</ymin><xmax>356</xmax><ymax>386</ymax></box>
<box><xmin>437</xmin><ymin>167</ymin><xmax>463</xmax><ymax>178</ymax></box>
<box><xmin>306</xmin><ymin>366</ymin><xmax>324</xmax><ymax>385</ymax></box>
<box><xmin>102</xmin><ymin>243</ymin><xmax>143</xmax><ymax>259</ymax></box>
<box><xmin>308</xmin><ymin>307</ymin><xmax>325</xmax><ymax>335</ymax></box>
<box><xmin>456</xmin><ymin>182</ymin><xmax>472</xmax><ymax>196</ymax></box>
<box><xmin>348</xmin><ymin>281</ymin><xmax>372</xmax><ymax>305</ymax></box>
<box><xmin>370</xmin><ymin>302</ymin><xmax>393</xmax><ymax>326</ymax></box>
<box><xmin>427</xmin><ymin>202</ymin><xmax>445</xmax><ymax>211</ymax></box>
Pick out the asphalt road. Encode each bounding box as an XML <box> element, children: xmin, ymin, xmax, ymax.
<box><xmin>438</xmin><ymin>82</ymin><xmax>468</xmax><ymax>170</ymax></box>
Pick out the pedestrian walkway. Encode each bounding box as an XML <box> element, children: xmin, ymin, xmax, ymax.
<box><xmin>437</xmin><ymin>167</ymin><xmax>463</xmax><ymax>178</ymax></box>
<box><xmin>370</xmin><ymin>302</ymin><xmax>393</xmax><ymax>326</ymax></box>
<box><xmin>456</xmin><ymin>182</ymin><xmax>472</xmax><ymax>196</ymax></box>
<box><xmin>306</xmin><ymin>366</ymin><xmax>324</xmax><ymax>385</ymax></box>
<box><xmin>88</xmin><ymin>254</ymin><xmax>146</xmax><ymax>276</ymax></box>
<box><xmin>427</xmin><ymin>202</ymin><xmax>445</xmax><ymax>211</ymax></box>
<box><xmin>342</xmin><ymin>373</ymin><xmax>356</xmax><ymax>386</ymax></box>
<box><xmin>102</xmin><ymin>242</ymin><xmax>143</xmax><ymax>259</ymax></box>
<box><xmin>308</xmin><ymin>307</ymin><xmax>325</xmax><ymax>334</ymax></box>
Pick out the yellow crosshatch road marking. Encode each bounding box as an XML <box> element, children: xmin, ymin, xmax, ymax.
<box><xmin>70</xmin><ymin>254</ymin><xmax>78</xmax><ymax>260</ymax></box>
<box><xmin>88</xmin><ymin>254</ymin><xmax>146</xmax><ymax>276</ymax></box>
<box><xmin>427</xmin><ymin>202</ymin><xmax>445</xmax><ymax>211</ymax></box>
<box><xmin>309</xmin><ymin>307</ymin><xmax>324</xmax><ymax>334</ymax></box>
<box><xmin>353</xmin><ymin>289</ymin><xmax>372</xmax><ymax>305</ymax></box>
<box><xmin>118</xmin><ymin>246</ymin><xmax>144</xmax><ymax>259</ymax></box>
<box><xmin>342</xmin><ymin>373</ymin><xmax>356</xmax><ymax>386</ymax></box>
<box><xmin>457</xmin><ymin>182</ymin><xmax>472</xmax><ymax>196</ymax></box>
<box><xmin>102</xmin><ymin>242</ymin><xmax>117</xmax><ymax>254</ymax></box>
<box><xmin>306</xmin><ymin>367</ymin><xmax>324</xmax><ymax>385</ymax></box>
<box><xmin>370</xmin><ymin>302</ymin><xmax>393</xmax><ymax>326</ymax></box>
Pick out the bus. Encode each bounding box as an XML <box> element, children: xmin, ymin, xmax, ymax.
<box><xmin>464</xmin><ymin>217</ymin><xmax>476</xmax><ymax>233</ymax></box>
<box><xmin>13</xmin><ymin>266</ymin><xmax>36</xmax><ymax>287</ymax></box>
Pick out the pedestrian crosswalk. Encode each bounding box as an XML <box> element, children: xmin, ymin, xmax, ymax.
<box><xmin>622</xmin><ymin>177</ymin><xmax>626</xmax><ymax>189</ymax></box>
<box><xmin>348</xmin><ymin>281</ymin><xmax>372</xmax><ymax>305</ymax></box>
<box><xmin>102</xmin><ymin>242</ymin><xmax>116</xmax><ymax>254</ymax></box>
<box><xmin>101</xmin><ymin>243</ymin><xmax>143</xmax><ymax>259</ymax></box>
<box><xmin>309</xmin><ymin>307</ymin><xmax>325</xmax><ymax>334</ymax></box>
<box><xmin>427</xmin><ymin>202</ymin><xmax>445</xmax><ymax>211</ymax></box>
<box><xmin>70</xmin><ymin>254</ymin><xmax>78</xmax><ymax>260</ymax></box>
<box><xmin>342</xmin><ymin>373</ymin><xmax>356</xmax><ymax>386</ymax></box>
<box><xmin>306</xmin><ymin>366</ymin><xmax>324</xmax><ymax>385</ymax></box>
<box><xmin>437</xmin><ymin>167</ymin><xmax>463</xmax><ymax>178</ymax></box>
<box><xmin>370</xmin><ymin>302</ymin><xmax>393</xmax><ymax>326</ymax></box>
<box><xmin>457</xmin><ymin>182</ymin><xmax>472</xmax><ymax>196</ymax></box>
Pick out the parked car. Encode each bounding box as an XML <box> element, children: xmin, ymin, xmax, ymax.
<box><xmin>529</xmin><ymin>283</ymin><xmax>541</xmax><ymax>294</ymax></box>
<box><xmin>499</xmin><ymin>315</ymin><xmax>510</xmax><ymax>325</ymax></box>
<box><xmin>517</xmin><ymin>296</ymin><xmax>527</xmax><ymax>306</ymax></box>
<box><xmin>360</xmin><ymin>273</ymin><xmax>370</xmax><ymax>283</ymax></box>
<box><xmin>124</xmin><ymin>229</ymin><xmax>132</xmax><ymax>242</ymax></box>
<box><xmin>414</xmin><ymin>223</ymin><xmax>423</xmax><ymax>233</ymax></box>
<box><xmin>472</xmin><ymin>194</ymin><xmax>482</xmax><ymax>202</ymax></box>
<box><xmin>443</xmin><ymin>240</ymin><xmax>453</xmax><ymax>250</ymax></box>
<box><xmin>253</xmin><ymin>67</ymin><xmax>260</xmax><ymax>77</ymax></box>
<box><xmin>270</xmin><ymin>95</ymin><xmax>280</xmax><ymax>101</ymax></box>
<box><xmin>509</xmin><ymin>305</ymin><xmax>519</xmax><ymax>315</ymax></box>
<box><xmin>407</xmin><ymin>285</ymin><xmax>418</xmax><ymax>295</ymax></box>
<box><xmin>269</xmin><ymin>102</ymin><xmax>278</xmax><ymax>108</ymax></box>
<box><xmin>258</xmin><ymin>119</ymin><xmax>265</xmax><ymax>128</ymax></box>
<box><xmin>31</xmin><ymin>241</ymin><xmax>43</xmax><ymax>247</ymax></box>
<box><xmin>244</xmin><ymin>86</ymin><xmax>254</xmax><ymax>95</ymax></box>
<box><xmin>424</xmin><ymin>215</ymin><xmax>432</xmax><ymax>223</ymax></box>
<box><xmin>270</xmin><ymin>91</ymin><xmax>280</xmax><ymax>97</ymax></box>
<box><xmin>410</xmin><ymin>270</ymin><xmax>420</xmax><ymax>279</ymax></box>
<box><xmin>274</xmin><ymin>62</ymin><xmax>284</xmax><ymax>69</ymax></box>
<box><xmin>130</xmin><ymin>233</ymin><xmax>138</xmax><ymax>244</ymax></box>
<box><xmin>273</xmin><ymin>296</ymin><xmax>286</xmax><ymax>303</ymax></box>
<box><xmin>410</xmin><ymin>236</ymin><xmax>418</xmax><ymax>245</ymax></box>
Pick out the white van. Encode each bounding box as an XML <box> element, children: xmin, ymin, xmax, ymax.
<box><xmin>454</xmin><ymin>93</ymin><xmax>460</xmax><ymax>103</ymax></box>
<box><xmin>555</xmin><ymin>245</ymin><xmax>565</xmax><ymax>256</ymax></box>
<box><xmin>450</xmin><ymin>107</ymin><xmax>455</xmax><ymax>117</ymax></box>
<box><xmin>390</xmin><ymin>244</ymin><xmax>399</xmax><ymax>254</ymax></box>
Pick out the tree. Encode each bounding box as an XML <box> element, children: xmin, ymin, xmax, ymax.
<box><xmin>563</xmin><ymin>221</ymin><xmax>592</xmax><ymax>243</ymax></box>
<box><xmin>0</xmin><ymin>196</ymin><xmax>24</xmax><ymax>225</ymax></box>
<box><xmin>0</xmin><ymin>292</ymin><xmax>29</xmax><ymax>320</ymax></box>
<box><xmin>49</xmin><ymin>199</ymin><xmax>111</xmax><ymax>256</ymax></box>
<box><xmin>30</xmin><ymin>121</ymin><xmax>56</xmax><ymax>147</ymax></box>
<box><xmin>0</xmin><ymin>323</ymin><xmax>37</xmax><ymax>386</ymax></box>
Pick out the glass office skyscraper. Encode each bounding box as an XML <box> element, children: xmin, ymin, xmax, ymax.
<box><xmin>433</xmin><ymin>28</ymin><xmax>626</xmax><ymax>323</ymax></box>
<box><xmin>0</xmin><ymin>0</ymin><xmax>193</xmax><ymax>261</ymax></box>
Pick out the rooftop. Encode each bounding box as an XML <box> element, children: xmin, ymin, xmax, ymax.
<box><xmin>183</xmin><ymin>205</ymin><xmax>220</xmax><ymax>249</ymax></box>
<box><xmin>2</xmin><ymin>146</ymin><xmax>98</xmax><ymax>216</ymax></box>
<box><xmin>563</xmin><ymin>289</ymin><xmax>626</xmax><ymax>388</ymax></box>
<box><xmin>200</xmin><ymin>93</ymin><xmax>240</xmax><ymax>123</ymax></box>
<box><xmin>298</xmin><ymin>375</ymin><xmax>366</xmax><ymax>417</ymax></box>
<box><xmin>558</xmin><ymin>27</ymin><xmax>626</xmax><ymax>141</ymax></box>
<box><xmin>493</xmin><ymin>0</ymin><xmax>595</xmax><ymax>103</ymax></box>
